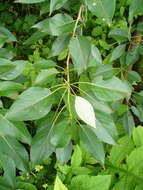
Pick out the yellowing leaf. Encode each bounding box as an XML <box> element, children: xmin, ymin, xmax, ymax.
<box><xmin>75</xmin><ymin>96</ymin><xmax>96</xmax><ymax>128</ymax></box>
<box><xmin>54</xmin><ymin>176</ymin><xmax>68</xmax><ymax>190</ymax></box>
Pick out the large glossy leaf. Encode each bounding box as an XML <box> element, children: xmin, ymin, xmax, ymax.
<box><xmin>69</xmin><ymin>36</ymin><xmax>91</xmax><ymax>73</ymax></box>
<box><xmin>6</xmin><ymin>87</ymin><xmax>52</xmax><ymax>121</ymax></box>
<box><xmin>85</xmin><ymin>0</ymin><xmax>116</xmax><ymax>24</ymax></box>
<box><xmin>33</xmin><ymin>14</ymin><xmax>74</xmax><ymax>36</ymax></box>
<box><xmin>75</xmin><ymin>96</ymin><xmax>96</xmax><ymax>128</ymax></box>
<box><xmin>79</xmin><ymin>125</ymin><xmax>105</xmax><ymax>165</ymax></box>
<box><xmin>92</xmin><ymin>76</ymin><xmax>131</xmax><ymax>102</ymax></box>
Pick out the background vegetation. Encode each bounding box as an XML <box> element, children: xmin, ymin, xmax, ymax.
<box><xmin>0</xmin><ymin>0</ymin><xmax>143</xmax><ymax>189</ymax></box>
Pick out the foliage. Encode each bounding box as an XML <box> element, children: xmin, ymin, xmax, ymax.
<box><xmin>0</xmin><ymin>0</ymin><xmax>143</xmax><ymax>189</ymax></box>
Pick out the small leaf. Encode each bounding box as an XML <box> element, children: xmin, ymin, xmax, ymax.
<box><xmin>75</xmin><ymin>96</ymin><xmax>96</xmax><ymax>128</ymax></box>
<box><xmin>69</xmin><ymin>36</ymin><xmax>91</xmax><ymax>73</ymax></box>
<box><xmin>54</xmin><ymin>176</ymin><xmax>68</xmax><ymax>190</ymax></box>
<box><xmin>110</xmin><ymin>44</ymin><xmax>126</xmax><ymax>62</ymax></box>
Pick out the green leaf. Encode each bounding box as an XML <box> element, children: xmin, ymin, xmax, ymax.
<box><xmin>71</xmin><ymin>145</ymin><xmax>82</xmax><ymax>168</ymax></box>
<box><xmin>0</xmin><ymin>136</ymin><xmax>29</xmax><ymax>171</ymax></box>
<box><xmin>127</xmin><ymin>146</ymin><xmax>143</xmax><ymax>175</ymax></box>
<box><xmin>75</xmin><ymin>96</ymin><xmax>96</xmax><ymax>128</ymax></box>
<box><xmin>126</xmin><ymin>46</ymin><xmax>140</xmax><ymax>66</ymax></box>
<box><xmin>0</xmin><ymin>58</ymin><xmax>15</xmax><ymax>73</ymax></box>
<box><xmin>93</xmin><ymin>64</ymin><xmax>118</xmax><ymax>79</ymax></box>
<box><xmin>33</xmin><ymin>14</ymin><xmax>74</xmax><ymax>36</ymax></box>
<box><xmin>0</xmin><ymin>155</ymin><xmax>16</xmax><ymax>188</ymax></box>
<box><xmin>15</xmin><ymin>0</ymin><xmax>45</xmax><ymax>4</ymax></box>
<box><xmin>92</xmin><ymin>76</ymin><xmax>131</xmax><ymax>102</ymax></box>
<box><xmin>30</xmin><ymin>123</ymin><xmax>55</xmax><ymax>165</ymax></box>
<box><xmin>0</xmin><ymin>27</ymin><xmax>17</xmax><ymax>43</ymax></box>
<box><xmin>79</xmin><ymin>125</ymin><xmax>105</xmax><ymax>165</ymax></box>
<box><xmin>6</xmin><ymin>87</ymin><xmax>52</xmax><ymax>121</ymax></box>
<box><xmin>69</xmin><ymin>36</ymin><xmax>91</xmax><ymax>73</ymax></box>
<box><xmin>50</xmin><ymin>0</ymin><xmax>68</xmax><ymax>15</ymax></box>
<box><xmin>50</xmin><ymin>120</ymin><xmax>71</xmax><ymax>148</ymax></box>
<box><xmin>50</xmin><ymin>35</ymin><xmax>70</xmax><ymax>57</ymax></box>
<box><xmin>122</xmin><ymin>111</ymin><xmax>135</xmax><ymax>137</ymax></box>
<box><xmin>17</xmin><ymin>182</ymin><xmax>37</xmax><ymax>190</ymax></box>
<box><xmin>109</xmin><ymin>28</ymin><xmax>129</xmax><ymax>43</ymax></box>
<box><xmin>0</xmin><ymin>81</ymin><xmax>23</xmax><ymax>97</ymax></box>
<box><xmin>70</xmin><ymin>175</ymin><xmax>111</xmax><ymax>190</ymax></box>
<box><xmin>129</xmin><ymin>0</ymin><xmax>143</xmax><ymax>22</ymax></box>
<box><xmin>110</xmin><ymin>44</ymin><xmax>126</xmax><ymax>62</ymax></box>
<box><xmin>56</xmin><ymin>142</ymin><xmax>72</xmax><ymax>165</ymax></box>
<box><xmin>85</xmin><ymin>0</ymin><xmax>116</xmax><ymax>24</ymax></box>
<box><xmin>54</xmin><ymin>176</ymin><xmax>68</xmax><ymax>190</ymax></box>
<box><xmin>0</xmin><ymin>114</ymin><xmax>31</xmax><ymax>145</ymax></box>
<box><xmin>109</xmin><ymin>136</ymin><xmax>134</xmax><ymax>166</ymax></box>
<box><xmin>35</xmin><ymin>68</ymin><xmax>59</xmax><ymax>85</ymax></box>
<box><xmin>93</xmin><ymin>110</ymin><xmax>118</xmax><ymax>145</ymax></box>
<box><xmin>24</xmin><ymin>31</ymin><xmax>47</xmax><ymax>45</ymax></box>
<box><xmin>0</xmin><ymin>60</ymin><xmax>27</xmax><ymax>80</ymax></box>
<box><xmin>133</xmin><ymin>126</ymin><xmax>143</xmax><ymax>147</ymax></box>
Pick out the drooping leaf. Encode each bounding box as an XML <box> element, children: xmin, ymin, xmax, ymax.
<box><xmin>75</xmin><ymin>96</ymin><xmax>96</xmax><ymax>128</ymax></box>
<box><xmin>30</xmin><ymin>123</ymin><xmax>55</xmax><ymax>165</ymax></box>
<box><xmin>50</xmin><ymin>35</ymin><xmax>70</xmax><ymax>57</ymax></box>
<box><xmin>71</xmin><ymin>145</ymin><xmax>82</xmax><ymax>168</ymax></box>
<box><xmin>6</xmin><ymin>87</ymin><xmax>52</xmax><ymax>121</ymax></box>
<box><xmin>56</xmin><ymin>142</ymin><xmax>72</xmax><ymax>165</ymax></box>
<box><xmin>79</xmin><ymin>125</ymin><xmax>105</xmax><ymax>165</ymax></box>
<box><xmin>85</xmin><ymin>0</ymin><xmax>116</xmax><ymax>24</ymax></box>
<box><xmin>0</xmin><ymin>136</ymin><xmax>29</xmax><ymax>171</ymax></box>
<box><xmin>50</xmin><ymin>120</ymin><xmax>71</xmax><ymax>148</ymax></box>
<box><xmin>69</xmin><ymin>36</ymin><xmax>91</xmax><ymax>73</ymax></box>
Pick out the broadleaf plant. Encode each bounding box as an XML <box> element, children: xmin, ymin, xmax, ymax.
<box><xmin>0</xmin><ymin>0</ymin><xmax>143</xmax><ymax>189</ymax></box>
